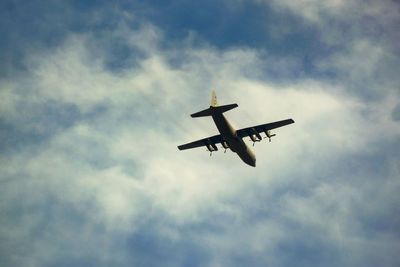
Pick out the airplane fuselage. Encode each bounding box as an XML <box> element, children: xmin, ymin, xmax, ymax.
<box><xmin>211</xmin><ymin>111</ymin><xmax>256</xmax><ymax>167</ymax></box>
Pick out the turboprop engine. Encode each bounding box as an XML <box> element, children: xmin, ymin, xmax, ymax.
<box><xmin>206</xmin><ymin>142</ymin><xmax>218</xmax><ymax>156</ymax></box>
<box><xmin>249</xmin><ymin>129</ymin><xmax>262</xmax><ymax>146</ymax></box>
<box><xmin>264</xmin><ymin>130</ymin><xmax>276</xmax><ymax>142</ymax></box>
<box><xmin>221</xmin><ymin>141</ymin><xmax>230</xmax><ymax>153</ymax></box>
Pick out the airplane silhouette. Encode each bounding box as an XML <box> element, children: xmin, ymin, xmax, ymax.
<box><xmin>178</xmin><ymin>91</ymin><xmax>294</xmax><ymax>167</ymax></box>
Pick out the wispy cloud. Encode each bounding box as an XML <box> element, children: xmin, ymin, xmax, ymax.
<box><xmin>1</xmin><ymin>1</ymin><xmax>399</xmax><ymax>267</ymax></box>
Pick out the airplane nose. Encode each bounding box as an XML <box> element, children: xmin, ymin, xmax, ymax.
<box><xmin>246</xmin><ymin>151</ymin><xmax>256</xmax><ymax>167</ymax></box>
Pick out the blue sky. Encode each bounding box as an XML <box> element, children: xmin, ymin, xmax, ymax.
<box><xmin>1</xmin><ymin>1</ymin><xmax>399</xmax><ymax>266</ymax></box>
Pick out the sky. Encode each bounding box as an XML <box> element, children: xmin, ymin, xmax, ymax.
<box><xmin>0</xmin><ymin>0</ymin><xmax>399</xmax><ymax>266</ymax></box>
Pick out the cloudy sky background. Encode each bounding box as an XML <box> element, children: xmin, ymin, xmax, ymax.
<box><xmin>1</xmin><ymin>1</ymin><xmax>399</xmax><ymax>266</ymax></box>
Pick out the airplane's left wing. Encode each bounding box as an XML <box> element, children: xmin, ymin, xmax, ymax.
<box><xmin>236</xmin><ymin>119</ymin><xmax>294</xmax><ymax>139</ymax></box>
<box><xmin>178</xmin><ymin>134</ymin><xmax>224</xmax><ymax>151</ymax></box>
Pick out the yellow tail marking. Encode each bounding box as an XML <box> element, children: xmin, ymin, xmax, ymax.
<box><xmin>211</xmin><ymin>90</ymin><xmax>218</xmax><ymax>107</ymax></box>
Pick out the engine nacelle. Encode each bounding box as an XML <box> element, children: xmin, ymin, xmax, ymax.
<box><xmin>264</xmin><ymin>130</ymin><xmax>276</xmax><ymax>141</ymax></box>
<box><xmin>206</xmin><ymin>143</ymin><xmax>218</xmax><ymax>152</ymax></box>
<box><xmin>254</xmin><ymin>131</ymin><xmax>262</xmax><ymax>141</ymax></box>
<box><xmin>221</xmin><ymin>141</ymin><xmax>229</xmax><ymax>149</ymax></box>
<box><xmin>249</xmin><ymin>134</ymin><xmax>257</xmax><ymax>142</ymax></box>
<box><xmin>249</xmin><ymin>128</ymin><xmax>262</xmax><ymax>142</ymax></box>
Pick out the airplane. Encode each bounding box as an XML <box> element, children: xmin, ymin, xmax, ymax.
<box><xmin>177</xmin><ymin>91</ymin><xmax>294</xmax><ymax>167</ymax></box>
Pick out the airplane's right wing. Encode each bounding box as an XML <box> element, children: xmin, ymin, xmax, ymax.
<box><xmin>236</xmin><ymin>119</ymin><xmax>295</xmax><ymax>139</ymax></box>
<box><xmin>178</xmin><ymin>134</ymin><xmax>224</xmax><ymax>151</ymax></box>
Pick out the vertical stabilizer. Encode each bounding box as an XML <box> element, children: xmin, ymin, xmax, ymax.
<box><xmin>211</xmin><ymin>90</ymin><xmax>218</xmax><ymax>107</ymax></box>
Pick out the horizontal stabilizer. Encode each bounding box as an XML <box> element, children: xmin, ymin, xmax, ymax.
<box><xmin>191</xmin><ymin>108</ymin><xmax>213</xmax><ymax>118</ymax></box>
<box><xmin>214</xmin><ymin>103</ymin><xmax>238</xmax><ymax>113</ymax></box>
<box><xmin>191</xmin><ymin>103</ymin><xmax>238</xmax><ymax>118</ymax></box>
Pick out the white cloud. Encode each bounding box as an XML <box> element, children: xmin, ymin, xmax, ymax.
<box><xmin>1</xmin><ymin>20</ymin><xmax>399</xmax><ymax>267</ymax></box>
<box><xmin>267</xmin><ymin>0</ymin><xmax>347</xmax><ymax>23</ymax></box>
<box><xmin>257</xmin><ymin>0</ymin><xmax>400</xmax><ymax>101</ymax></box>
<box><xmin>265</xmin><ymin>0</ymin><xmax>399</xmax><ymax>27</ymax></box>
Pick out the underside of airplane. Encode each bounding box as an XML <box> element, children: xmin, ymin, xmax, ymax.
<box><xmin>178</xmin><ymin>91</ymin><xmax>294</xmax><ymax>167</ymax></box>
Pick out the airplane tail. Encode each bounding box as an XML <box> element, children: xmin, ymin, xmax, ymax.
<box><xmin>211</xmin><ymin>90</ymin><xmax>218</xmax><ymax>107</ymax></box>
<box><xmin>191</xmin><ymin>90</ymin><xmax>238</xmax><ymax>118</ymax></box>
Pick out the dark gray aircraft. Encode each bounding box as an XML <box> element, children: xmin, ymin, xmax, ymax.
<box><xmin>178</xmin><ymin>91</ymin><xmax>294</xmax><ymax>167</ymax></box>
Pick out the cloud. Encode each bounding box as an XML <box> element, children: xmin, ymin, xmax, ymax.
<box><xmin>1</xmin><ymin>3</ymin><xmax>399</xmax><ymax>267</ymax></box>
<box><xmin>392</xmin><ymin>104</ymin><xmax>400</xmax><ymax>121</ymax></box>
<box><xmin>260</xmin><ymin>0</ymin><xmax>400</xmax><ymax>99</ymax></box>
<box><xmin>266</xmin><ymin>0</ymin><xmax>399</xmax><ymax>27</ymax></box>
